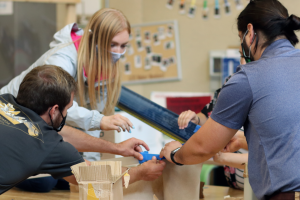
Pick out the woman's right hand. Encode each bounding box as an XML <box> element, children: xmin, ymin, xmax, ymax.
<box><xmin>100</xmin><ymin>114</ymin><xmax>133</xmax><ymax>132</ymax></box>
<box><xmin>178</xmin><ymin>110</ymin><xmax>198</xmax><ymax>129</ymax></box>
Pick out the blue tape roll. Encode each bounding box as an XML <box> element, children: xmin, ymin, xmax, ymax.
<box><xmin>139</xmin><ymin>151</ymin><xmax>164</xmax><ymax>164</ymax></box>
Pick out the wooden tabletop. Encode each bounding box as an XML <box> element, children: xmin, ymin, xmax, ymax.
<box><xmin>0</xmin><ymin>185</ymin><xmax>243</xmax><ymax>200</ymax></box>
<box><xmin>203</xmin><ymin>185</ymin><xmax>244</xmax><ymax>199</ymax></box>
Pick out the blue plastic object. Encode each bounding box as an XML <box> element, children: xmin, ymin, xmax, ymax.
<box><xmin>117</xmin><ymin>86</ymin><xmax>201</xmax><ymax>142</ymax></box>
<box><xmin>194</xmin><ymin>125</ymin><xmax>201</xmax><ymax>133</ymax></box>
<box><xmin>139</xmin><ymin>151</ymin><xmax>164</xmax><ymax>164</ymax></box>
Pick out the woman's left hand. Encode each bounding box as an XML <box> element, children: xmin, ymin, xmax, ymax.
<box><xmin>100</xmin><ymin>114</ymin><xmax>133</xmax><ymax>132</ymax></box>
<box><xmin>178</xmin><ymin>110</ymin><xmax>198</xmax><ymax>129</ymax></box>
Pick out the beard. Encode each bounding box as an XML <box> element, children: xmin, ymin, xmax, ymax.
<box><xmin>52</xmin><ymin>115</ymin><xmax>62</xmax><ymax>130</ymax></box>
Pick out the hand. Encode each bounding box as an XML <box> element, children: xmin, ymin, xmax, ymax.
<box><xmin>117</xmin><ymin>138</ymin><xmax>150</xmax><ymax>160</ymax></box>
<box><xmin>213</xmin><ymin>151</ymin><xmax>225</xmax><ymax>164</ymax></box>
<box><xmin>159</xmin><ymin>141</ymin><xmax>182</xmax><ymax>164</ymax></box>
<box><xmin>178</xmin><ymin>110</ymin><xmax>198</xmax><ymax>129</ymax></box>
<box><xmin>222</xmin><ymin>131</ymin><xmax>247</xmax><ymax>152</ymax></box>
<box><xmin>138</xmin><ymin>156</ymin><xmax>166</xmax><ymax>181</ymax></box>
<box><xmin>100</xmin><ymin>114</ymin><xmax>133</xmax><ymax>132</ymax></box>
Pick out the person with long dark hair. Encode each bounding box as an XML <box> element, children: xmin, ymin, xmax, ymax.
<box><xmin>160</xmin><ymin>1</ymin><xmax>300</xmax><ymax>199</ymax></box>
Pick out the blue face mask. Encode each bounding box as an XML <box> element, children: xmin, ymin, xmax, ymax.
<box><xmin>95</xmin><ymin>45</ymin><xmax>126</xmax><ymax>63</ymax></box>
<box><xmin>111</xmin><ymin>49</ymin><xmax>126</xmax><ymax>63</ymax></box>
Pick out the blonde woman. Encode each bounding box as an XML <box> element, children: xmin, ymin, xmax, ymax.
<box><xmin>0</xmin><ymin>9</ymin><xmax>149</xmax><ymax>159</ymax></box>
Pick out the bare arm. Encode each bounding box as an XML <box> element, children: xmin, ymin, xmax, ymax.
<box><xmin>122</xmin><ymin>157</ymin><xmax>166</xmax><ymax>186</ymax></box>
<box><xmin>59</xmin><ymin>126</ymin><xmax>149</xmax><ymax>160</ymax></box>
<box><xmin>197</xmin><ymin>112</ymin><xmax>208</xmax><ymax>126</ymax></box>
<box><xmin>59</xmin><ymin>126</ymin><xmax>121</xmax><ymax>153</ymax></box>
<box><xmin>161</xmin><ymin>118</ymin><xmax>238</xmax><ymax>165</ymax></box>
<box><xmin>213</xmin><ymin>152</ymin><xmax>248</xmax><ymax>169</ymax></box>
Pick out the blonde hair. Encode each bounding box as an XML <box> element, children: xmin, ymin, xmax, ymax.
<box><xmin>77</xmin><ymin>8</ymin><xmax>131</xmax><ymax>115</ymax></box>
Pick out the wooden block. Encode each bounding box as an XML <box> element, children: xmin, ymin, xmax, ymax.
<box><xmin>100</xmin><ymin>130</ymin><xmax>115</xmax><ymax>160</ymax></box>
<box><xmin>200</xmin><ymin>181</ymin><xmax>205</xmax><ymax>199</ymax></box>
<box><xmin>70</xmin><ymin>183</ymin><xmax>79</xmax><ymax>193</ymax></box>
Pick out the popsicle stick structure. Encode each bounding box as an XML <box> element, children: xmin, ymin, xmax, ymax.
<box><xmin>71</xmin><ymin>161</ymin><xmax>124</xmax><ymax>200</ymax></box>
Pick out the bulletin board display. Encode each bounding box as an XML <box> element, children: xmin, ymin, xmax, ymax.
<box><xmin>120</xmin><ymin>20</ymin><xmax>182</xmax><ymax>84</ymax></box>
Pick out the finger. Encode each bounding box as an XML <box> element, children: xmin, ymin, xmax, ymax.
<box><xmin>117</xmin><ymin>118</ymin><xmax>130</xmax><ymax>132</ymax></box>
<box><xmin>158</xmin><ymin>160</ymin><xmax>166</xmax><ymax>167</ymax></box>
<box><xmin>136</xmin><ymin>139</ymin><xmax>150</xmax><ymax>151</ymax></box>
<box><xmin>112</xmin><ymin>125</ymin><xmax>121</xmax><ymax>132</ymax></box>
<box><xmin>184</xmin><ymin>112</ymin><xmax>195</xmax><ymax>128</ymax></box>
<box><xmin>159</xmin><ymin>148</ymin><xmax>165</xmax><ymax>158</ymax></box>
<box><xmin>120</xmin><ymin>124</ymin><xmax>126</xmax><ymax>132</ymax></box>
<box><xmin>178</xmin><ymin>111</ymin><xmax>186</xmax><ymax>125</ymax></box>
<box><xmin>178</xmin><ymin>112</ymin><xmax>187</xmax><ymax>129</ymax></box>
<box><xmin>124</xmin><ymin>123</ymin><xmax>130</xmax><ymax>133</ymax></box>
<box><xmin>133</xmin><ymin>151</ymin><xmax>143</xmax><ymax>160</ymax></box>
<box><xmin>152</xmin><ymin>156</ymin><xmax>157</xmax><ymax>162</ymax></box>
<box><xmin>183</xmin><ymin>111</ymin><xmax>194</xmax><ymax>128</ymax></box>
<box><xmin>120</xmin><ymin>115</ymin><xmax>134</xmax><ymax>127</ymax></box>
<box><xmin>113</xmin><ymin>119</ymin><xmax>127</xmax><ymax>132</ymax></box>
<box><xmin>181</xmin><ymin>112</ymin><xmax>190</xmax><ymax>128</ymax></box>
<box><xmin>134</xmin><ymin>145</ymin><xmax>143</xmax><ymax>152</ymax></box>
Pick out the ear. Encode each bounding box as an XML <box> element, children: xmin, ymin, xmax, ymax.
<box><xmin>247</xmin><ymin>23</ymin><xmax>256</xmax><ymax>45</ymax></box>
<box><xmin>48</xmin><ymin>105</ymin><xmax>59</xmax><ymax>119</ymax></box>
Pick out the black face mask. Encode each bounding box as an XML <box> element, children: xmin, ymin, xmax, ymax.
<box><xmin>48</xmin><ymin>107</ymin><xmax>67</xmax><ymax>132</ymax></box>
<box><xmin>241</xmin><ymin>29</ymin><xmax>256</xmax><ymax>63</ymax></box>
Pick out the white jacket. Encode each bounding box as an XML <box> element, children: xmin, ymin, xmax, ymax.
<box><xmin>0</xmin><ymin>23</ymin><xmax>104</xmax><ymax>131</ymax></box>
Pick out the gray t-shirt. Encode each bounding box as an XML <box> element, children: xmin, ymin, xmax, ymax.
<box><xmin>211</xmin><ymin>39</ymin><xmax>300</xmax><ymax>200</ymax></box>
<box><xmin>0</xmin><ymin>94</ymin><xmax>84</xmax><ymax>194</ymax></box>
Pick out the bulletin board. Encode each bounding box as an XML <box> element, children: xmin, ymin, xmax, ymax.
<box><xmin>120</xmin><ymin>20</ymin><xmax>182</xmax><ymax>84</ymax></box>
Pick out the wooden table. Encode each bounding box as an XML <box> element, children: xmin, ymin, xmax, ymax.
<box><xmin>0</xmin><ymin>185</ymin><xmax>243</xmax><ymax>200</ymax></box>
<box><xmin>203</xmin><ymin>185</ymin><xmax>244</xmax><ymax>199</ymax></box>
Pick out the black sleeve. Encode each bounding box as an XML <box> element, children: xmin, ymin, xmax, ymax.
<box><xmin>201</xmin><ymin>88</ymin><xmax>221</xmax><ymax>118</ymax></box>
<box><xmin>38</xmin><ymin>141</ymin><xmax>84</xmax><ymax>179</ymax></box>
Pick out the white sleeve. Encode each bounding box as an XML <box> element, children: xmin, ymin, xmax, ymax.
<box><xmin>0</xmin><ymin>65</ymin><xmax>34</xmax><ymax>97</ymax></box>
<box><xmin>0</xmin><ymin>47</ymin><xmax>104</xmax><ymax>131</ymax></box>
<box><xmin>66</xmin><ymin>100</ymin><xmax>103</xmax><ymax>131</ymax></box>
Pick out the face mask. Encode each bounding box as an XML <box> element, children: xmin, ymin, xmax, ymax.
<box><xmin>241</xmin><ymin>29</ymin><xmax>256</xmax><ymax>63</ymax></box>
<box><xmin>111</xmin><ymin>49</ymin><xmax>126</xmax><ymax>63</ymax></box>
<box><xmin>96</xmin><ymin>45</ymin><xmax>126</xmax><ymax>64</ymax></box>
<box><xmin>48</xmin><ymin>107</ymin><xmax>67</xmax><ymax>132</ymax></box>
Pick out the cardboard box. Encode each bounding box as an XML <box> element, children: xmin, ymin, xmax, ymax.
<box><xmin>71</xmin><ymin>161</ymin><xmax>125</xmax><ymax>200</ymax></box>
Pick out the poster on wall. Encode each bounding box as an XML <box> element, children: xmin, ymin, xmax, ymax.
<box><xmin>120</xmin><ymin>20</ymin><xmax>182</xmax><ymax>84</ymax></box>
<box><xmin>0</xmin><ymin>1</ymin><xmax>13</xmax><ymax>15</ymax></box>
<box><xmin>221</xmin><ymin>58</ymin><xmax>240</xmax><ymax>84</ymax></box>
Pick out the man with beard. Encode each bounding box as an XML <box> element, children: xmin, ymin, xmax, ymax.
<box><xmin>0</xmin><ymin>65</ymin><xmax>165</xmax><ymax>195</ymax></box>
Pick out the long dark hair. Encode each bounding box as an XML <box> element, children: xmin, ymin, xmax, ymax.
<box><xmin>237</xmin><ymin>0</ymin><xmax>300</xmax><ymax>52</ymax></box>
